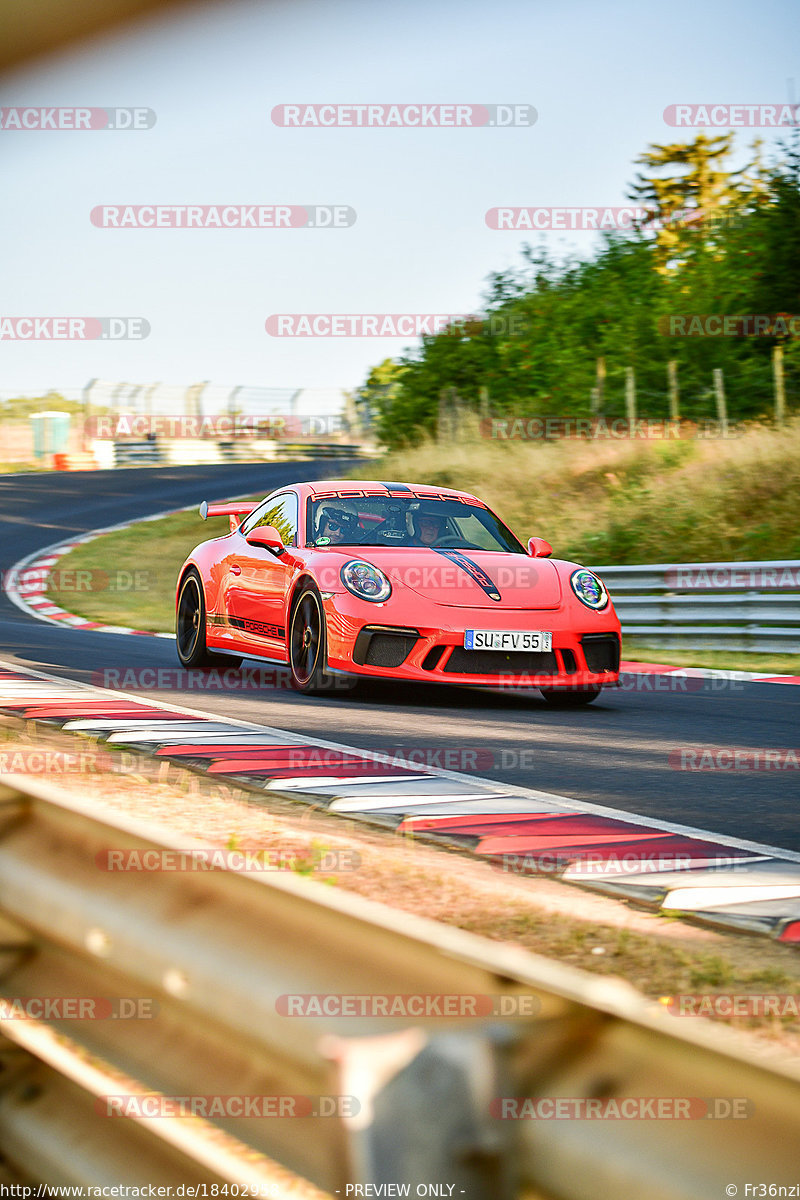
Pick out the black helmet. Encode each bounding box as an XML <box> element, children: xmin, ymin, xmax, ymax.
<box><xmin>316</xmin><ymin>504</ymin><xmax>358</xmax><ymax>537</ymax></box>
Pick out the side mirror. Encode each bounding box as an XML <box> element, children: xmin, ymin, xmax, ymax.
<box><xmin>527</xmin><ymin>536</ymin><xmax>553</xmax><ymax>558</ymax></box>
<box><xmin>245</xmin><ymin>525</ymin><xmax>285</xmax><ymax>554</ymax></box>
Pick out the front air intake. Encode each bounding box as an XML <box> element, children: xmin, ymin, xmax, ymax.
<box><xmin>353</xmin><ymin>626</ymin><xmax>419</xmax><ymax>668</ymax></box>
<box><xmin>443</xmin><ymin>648</ymin><xmax>559</xmax><ymax>675</ymax></box>
<box><xmin>580</xmin><ymin>633</ymin><xmax>621</xmax><ymax>673</ymax></box>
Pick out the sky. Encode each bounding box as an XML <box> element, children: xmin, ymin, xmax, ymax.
<box><xmin>1</xmin><ymin>0</ymin><xmax>798</xmax><ymax>413</ymax></box>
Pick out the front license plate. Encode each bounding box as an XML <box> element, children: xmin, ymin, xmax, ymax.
<box><xmin>464</xmin><ymin>629</ymin><xmax>553</xmax><ymax>652</ymax></box>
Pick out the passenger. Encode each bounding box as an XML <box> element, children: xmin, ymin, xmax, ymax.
<box><xmin>411</xmin><ymin>508</ymin><xmax>447</xmax><ymax>546</ymax></box>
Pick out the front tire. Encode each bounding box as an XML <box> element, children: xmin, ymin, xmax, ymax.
<box><xmin>539</xmin><ymin>686</ymin><xmax>602</xmax><ymax>707</ymax></box>
<box><xmin>289</xmin><ymin>586</ymin><xmax>330</xmax><ymax>694</ymax></box>
<box><xmin>176</xmin><ymin>569</ymin><xmax>241</xmax><ymax>669</ymax></box>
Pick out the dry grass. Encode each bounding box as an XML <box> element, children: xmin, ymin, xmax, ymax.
<box><xmin>352</xmin><ymin>417</ymin><xmax>800</xmax><ymax>565</ymax></box>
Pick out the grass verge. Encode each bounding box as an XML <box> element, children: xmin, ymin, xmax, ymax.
<box><xmin>44</xmin><ymin>503</ymin><xmax>257</xmax><ymax>633</ymax></box>
<box><xmin>0</xmin><ymin>461</ymin><xmax>44</xmax><ymax>473</ymax></box>
<box><xmin>350</xmin><ymin>417</ymin><xmax>800</xmax><ymax>564</ymax></box>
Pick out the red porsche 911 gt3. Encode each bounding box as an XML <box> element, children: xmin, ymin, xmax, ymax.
<box><xmin>175</xmin><ymin>479</ymin><xmax>621</xmax><ymax>704</ymax></box>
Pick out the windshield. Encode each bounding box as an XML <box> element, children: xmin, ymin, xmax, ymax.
<box><xmin>308</xmin><ymin>495</ymin><xmax>526</xmax><ymax>553</ymax></box>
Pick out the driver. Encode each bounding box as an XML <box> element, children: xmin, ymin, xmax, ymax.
<box><xmin>411</xmin><ymin>506</ymin><xmax>448</xmax><ymax>546</ymax></box>
<box><xmin>315</xmin><ymin>505</ymin><xmax>358</xmax><ymax>545</ymax></box>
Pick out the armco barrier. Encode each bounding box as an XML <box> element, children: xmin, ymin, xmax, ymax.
<box><xmin>106</xmin><ymin>439</ymin><xmax>368</xmax><ymax>468</ymax></box>
<box><xmin>595</xmin><ymin>558</ymin><xmax>800</xmax><ymax>652</ymax></box>
<box><xmin>272</xmin><ymin>440</ymin><xmax>367</xmax><ymax>459</ymax></box>
<box><xmin>1</xmin><ymin>775</ymin><xmax>800</xmax><ymax>1194</ymax></box>
<box><xmin>112</xmin><ymin>439</ymin><xmax>164</xmax><ymax>467</ymax></box>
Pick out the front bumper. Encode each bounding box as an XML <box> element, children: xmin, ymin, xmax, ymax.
<box><xmin>323</xmin><ymin>597</ymin><xmax>621</xmax><ymax>688</ymax></box>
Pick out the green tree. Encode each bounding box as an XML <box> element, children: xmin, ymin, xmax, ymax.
<box><xmin>360</xmin><ymin>138</ymin><xmax>800</xmax><ymax>448</ymax></box>
<box><xmin>629</xmin><ymin>132</ymin><xmax>747</xmax><ymax>271</ymax></box>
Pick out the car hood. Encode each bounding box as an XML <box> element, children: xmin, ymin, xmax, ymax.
<box><xmin>327</xmin><ymin>547</ymin><xmax>563</xmax><ymax>609</ymax></box>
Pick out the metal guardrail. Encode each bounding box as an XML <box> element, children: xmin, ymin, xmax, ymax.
<box><xmin>1</xmin><ymin>776</ymin><xmax>800</xmax><ymax>1194</ymax></box>
<box><xmin>272</xmin><ymin>441</ymin><xmax>366</xmax><ymax>459</ymax></box>
<box><xmin>108</xmin><ymin>439</ymin><xmax>367</xmax><ymax>468</ymax></box>
<box><xmin>594</xmin><ymin>558</ymin><xmax>800</xmax><ymax>652</ymax></box>
<box><xmin>113</xmin><ymin>440</ymin><xmax>165</xmax><ymax>467</ymax></box>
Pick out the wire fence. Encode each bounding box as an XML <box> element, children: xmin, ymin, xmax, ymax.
<box><xmin>0</xmin><ymin>380</ymin><xmax>351</xmax><ymax>417</ymax></box>
<box><xmin>0</xmin><ymin>380</ymin><xmax>365</xmax><ymax>465</ymax></box>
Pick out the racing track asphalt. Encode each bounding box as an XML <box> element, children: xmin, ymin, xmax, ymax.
<box><xmin>0</xmin><ymin>461</ymin><xmax>798</xmax><ymax>850</ymax></box>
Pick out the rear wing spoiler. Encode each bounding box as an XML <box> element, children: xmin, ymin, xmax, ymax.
<box><xmin>199</xmin><ymin>500</ymin><xmax>259</xmax><ymax>531</ymax></box>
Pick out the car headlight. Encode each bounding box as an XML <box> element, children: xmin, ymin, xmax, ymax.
<box><xmin>341</xmin><ymin>560</ymin><xmax>392</xmax><ymax>602</ymax></box>
<box><xmin>570</xmin><ymin>568</ymin><xmax>609</xmax><ymax>610</ymax></box>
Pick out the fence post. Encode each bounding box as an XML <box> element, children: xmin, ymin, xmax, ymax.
<box><xmin>713</xmin><ymin>368</ymin><xmax>728</xmax><ymax>436</ymax></box>
<box><xmin>144</xmin><ymin>382</ymin><xmax>159</xmax><ymax>419</ymax></box>
<box><xmin>449</xmin><ymin>387</ymin><xmax>460</xmax><ymax>441</ymax></box>
<box><xmin>625</xmin><ymin>366</ymin><xmax>637</xmax><ymax>426</ymax></box>
<box><xmin>773</xmin><ymin>345</ymin><xmax>786</xmax><ymax>428</ymax></box>
<box><xmin>667</xmin><ymin>359</ymin><xmax>680</xmax><ymax>423</ymax></box>
<box><xmin>343</xmin><ymin>389</ymin><xmax>362</xmax><ymax>438</ymax></box>
<box><xmin>595</xmin><ymin>357</ymin><xmax>606</xmax><ymax>414</ymax></box>
<box><xmin>81</xmin><ymin>378</ymin><xmax>97</xmax><ymax>451</ymax></box>
<box><xmin>437</xmin><ymin>388</ymin><xmax>451</xmax><ymax>442</ymax></box>
<box><xmin>142</xmin><ymin>383</ymin><xmax>159</xmax><ymax>445</ymax></box>
<box><xmin>111</xmin><ymin>381</ymin><xmax>128</xmax><ymax>408</ymax></box>
<box><xmin>185</xmin><ymin>381</ymin><xmax>208</xmax><ymax>422</ymax></box>
<box><xmin>227</xmin><ymin>384</ymin><xmax>242</xmax><ymax>420</ymax></box>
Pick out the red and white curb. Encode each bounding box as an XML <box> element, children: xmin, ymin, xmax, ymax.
<box><xmin>5</xmin><ymin>505</ymin><xmax>196</xmax><ymax>636</ymax></box>
<box><xmin>7</xmin><ymin>510</ymin><xmax>800</xmax><ymax>683</ymax></box>
<box><xmin>617</xmin><ymin>660</ymin><xmax>800</xmax><ymax>687</ymax></box>
<box><xmin>2</xmin><ymin>658</ymin><xmax>800</xmax><ymax>946</ymax></box>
